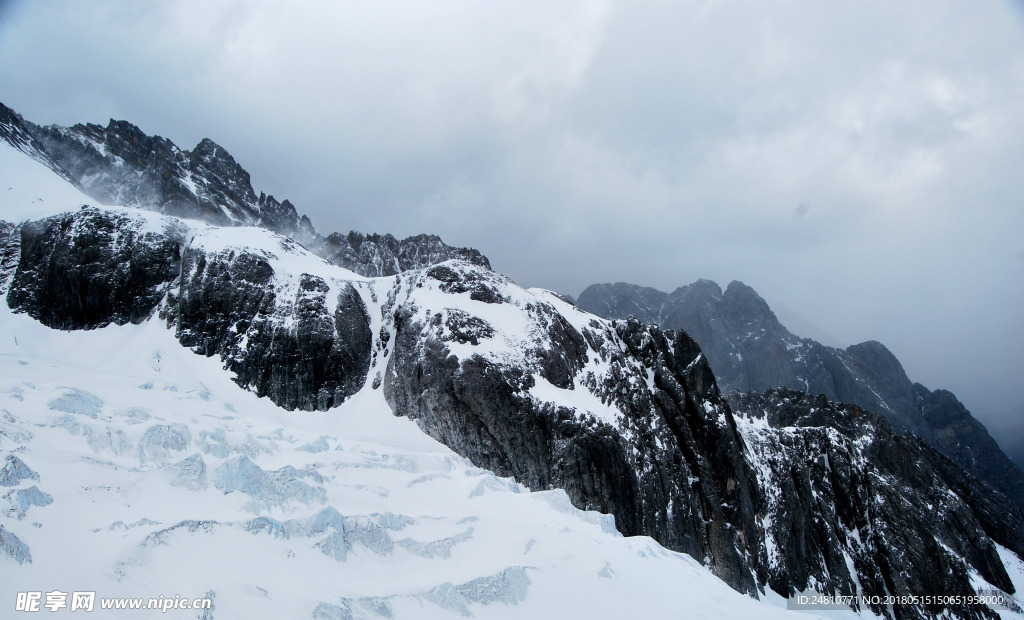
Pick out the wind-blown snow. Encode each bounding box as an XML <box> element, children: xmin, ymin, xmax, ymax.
<box><xmin>0</xmin><ymin>142</ymin><xmax>93</xmax><ymax>222</ymax></box>
<box><xmin>187</xmin><ymin>224</ymin><xmax>364</xmax><ymax>285</ymax></box>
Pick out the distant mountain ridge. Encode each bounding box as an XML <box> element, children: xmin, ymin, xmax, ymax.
<box><xmin>578</xmin><ymin>280</ymin><xmax>1024</xmax><ymax>507</ymax></box>
<box><xmin>0</xmin><ymin>101</ymin><xmax>490</xmax><ymax>278</ymax></box>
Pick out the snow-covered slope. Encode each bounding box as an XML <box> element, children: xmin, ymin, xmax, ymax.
<box><xmin>0</xmin><ymin>300</ymin><xmax>828</xmax><ymax>619</ymax></box>
<box><xmin>0</xmin><ymin>141</ymin><xmax>93</xmax><ymax>223</ymax></box>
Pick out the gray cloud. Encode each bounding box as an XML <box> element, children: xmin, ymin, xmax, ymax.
<box><xmin>1</xmin><ymin>0</ymin><xmax>1022</xmax><ymax>431</ymax></box>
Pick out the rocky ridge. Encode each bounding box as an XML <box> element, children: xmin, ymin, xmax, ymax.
<box><xmin>577</xmin><ymin>280</ymin><xmax>1024</xmax><ymax>508</ymax></box>
<box><xmin>0</xmin><ymin>101</ymin><xmax>489</xmax><ymax>278</ymax></box>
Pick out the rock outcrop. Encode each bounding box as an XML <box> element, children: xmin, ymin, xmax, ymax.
<box><xmin>312</xmin><ymin>231</ymin><xmax>490</xmax><ymax>278</ymax></box>
<box><xmin>6</xmin><ymin>208</ymin><xmax>185</xmax><ymax>329</ymax></box>
<box><xmin>731</xmin><ymin>388</ymin><xmax>1024</xmax><ymax>619</ymax></box>
<box><xmin>5</xmin><ymin>208</ymin><xmax>372</xmax><ymax>411</ymax></box>
<box><xmin>381</xmin><ymin>268</ymin><xmax>764</xmax><ymax>592</ymax></box>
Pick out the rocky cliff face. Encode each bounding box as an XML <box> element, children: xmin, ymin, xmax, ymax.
<box><xmin>731</xmin><ymin>388</ymin><xmax>1024</xmax><ymax>619</ymax></box>
<box><xmin>30</xmin><ymin>120</ymin><xmax>269</xmax><ymax>228</ymax></box>
<box><xmin>0</xmin><ymin>207</ymin><xmax>763</xmax><ymax>593</ymax></box>
<box><xmin>314</xmin><ymin>230</ymin><xmax>491</xmax><ymax>278</ymax></box>
<box><xmin>0</xmin><ymin>220</ymin><xmax>19</xmax><ymax>297</ymax></box>
<box><xmin>578</xmin><ymin>280</ymin><xmax>1024</xmax><ymax>508</ymax></box>
<box><xmin>0</xmin><ymin>101</ymin><xmax>490</xmax><ymax>279</ymax></box>
<box><xmin>168</xmin><ymin>234</ymin><xmax>374</xmax><ymax>411</ymax></box>
<box><xmin>4</xmin><ymin>208</ymin><xmax>373</xmax><ymax>412</ymax></box>
<box><xmin>7</xmin><ymin>208</ymin><xmax>185</xmax><ymax>329</ymax></box>
<box><xmin>0</xmin><ymin>104</ymin><xmax>73</xmax><ymax>181</ymax></box>
<box><xmin>379</xmin><ymin>265</ymin><xmax>764</xmax><ymax>593</ymax></box>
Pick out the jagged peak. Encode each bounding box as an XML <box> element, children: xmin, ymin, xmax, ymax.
<box><xmin>104</xmin><ymin>117</ymin><xmax>150</xmax><ymax>141</ymax></box>
<box><xmin>191</xmin><ymin>136</ymin><xmax>223</xmax><ymax>155</ymax></box>
<box><xmin>576</xmin><ymin>282</ymin><xmax>668</xmax><ymax>326</ymax></box>
<box><xmin>578</xmin><ymin>281</ymin><xmax>667</xmax><ymax>296</ymax></box>
<box><xmin>848</xmin><ymin>338</ymin><xmax>889</xmax><ymax>351</ymax></box>
<box><xmin>845</xmin><ymin>340</ymin><xmax>915</xmax><ymax>390</ymax></box>
<box><xmin>190</xmin><ymin>137</ymin><xmax>247</xmax><ymax>176</ymax></box>
<box><xmin>670</xmin><ymin>278</ymin><xmax>723</xmax><ymax>302</ymax></box>
<box><xmin>0</xmin><ymin>101</ymin><xmax>28</xmax><ymax>136</ymax></box>
<box><xmin>722</xmin><ymin>280</ymin><xmax>764</xmax><ymax>303</ymax></box>
<box><xmin>0</xmin><ymin>104</ymin><xmax>36</xmax><ymax>148</ymax></box>
<box><xmin>0</xmin><ymin>103</ymin><xmax>75</xmax><ymax>183</ymax></box>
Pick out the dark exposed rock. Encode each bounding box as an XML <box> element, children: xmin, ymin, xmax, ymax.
<box><xmin>30</xmin><ymin>119</ymin><xmax>229</xmax><ymax>224</ymax></box>
<box><xmin>319</xmin><ymin>231</ymin><xmax>491</xmax><ymax>278</ymax></box>
<box><xmin>731</xmin><ymin>388</ymin><xmax>1024</xmax><ymax>619</ymax></box>
<box><xmin>426</xmin><ymin>263</ymin><xmax>507</xmax><ymax>303</ymax></box>
<box><xmin>172</xmin><ymin>246</ymin><xmax>372</xmax><ymax>412</ymax></box>
<box><xmin>383</xmin><ymin>270</ymin><xmax>764</xmax><ymax>594</ymax></box>
<box><xmin>383</xmin><ymin>267</ymin><xmax>1023</xmax><ymax>616</ymax></box>
<box><xmin>5</xmin><ymin>208</ymin><xmax>371</xmax><ymax>411</ymax></box>
<box><xmin>24</xmin><ymin>118</ymin><xmax>298</xmax><ymax>230</ymax></box>
<box><xmin>0</xmin><ymin>102</ymin><xmax>74</xmax><ymax>182</ymax></box>
<box><xmin>912</xmin><ymin>386</ymin><xmax>1024</xmax><ymax>506</ymax></box>
<box><xmin>534</xmin><ymin>311</ymin><xmax>588</xmax><ymax>389</ymax></box>
<box><xmin>188</xmin><ymin>137</ymin><xmax>261</xmax><ymax>224</ymax></box>
<box><xmin>0</xmin><ymin>220</ymin><xmax>20</xmax><ymax>296</ymax></box>
<box><xmin>7</xmin><ymin>207</ymin><xmax>185</xmax><ymax>329</ymax></box>
<box><xmin>437</xmin><ymin>309</ymin><xmax>495</xmax><ymax>346</ymax></box>
<box><xmin>576</xmin><ymin>282</ymin><xmax>667</xmax><ymax>324</ymax></box>
<box><xmin>578</xmin><ymin>280</ymin><xmax>1024</xmax><ymax>508</ymax></box>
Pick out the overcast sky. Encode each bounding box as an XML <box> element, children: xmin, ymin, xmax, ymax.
<box><xmin>1</xmin><ymin>0</ymin><xmax>1022</xmax><ymax>432</ymax></box>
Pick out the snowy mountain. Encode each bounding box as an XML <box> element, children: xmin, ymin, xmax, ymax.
<box><xmin>2</xmin><ymin>102</ymin><xmax>1024</xmax><ymax>619</ymax></box>
<box><xmin>577</xmin><ymin>280</ymin><xmax>1024</xmax><ymax>508</ymax></box>
<box><xmin>0</xmin><ymin>101</ymin><xmax>489</xmax><ymax>278</ymax></box>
